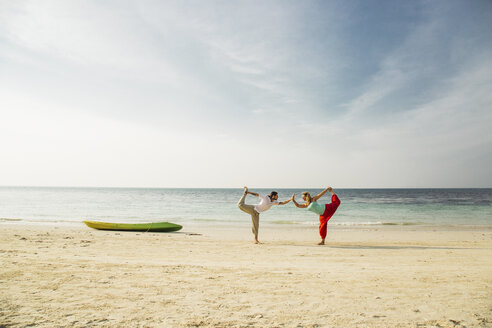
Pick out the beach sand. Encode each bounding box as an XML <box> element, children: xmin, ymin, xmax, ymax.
<box><xmin>1</xmin><ymin>223</ymin><xmax>491</xmax><ymax>327</ymax></box>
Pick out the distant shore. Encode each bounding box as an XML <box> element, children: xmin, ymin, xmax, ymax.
<box><xmin>1</xmin><ymin>223</ymin><xmax>491</xmax><ymax>327</ymax></box>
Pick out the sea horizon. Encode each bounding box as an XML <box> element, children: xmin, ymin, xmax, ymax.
<box><xmin>2</xmin><ymin>185</ymin><xmax>491</xmax><ymax>189</ymax></box>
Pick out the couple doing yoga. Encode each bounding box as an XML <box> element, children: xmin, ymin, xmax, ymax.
<box><xmin>238</xmin><ymin>186</ymin><xmax>341</xmax><ymax>244</ymax></box>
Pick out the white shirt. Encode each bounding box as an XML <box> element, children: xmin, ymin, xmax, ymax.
<box><xmin>254</xmin><ymin>194</ymin><xmax>279</xmax><ymax>213</ymax></box>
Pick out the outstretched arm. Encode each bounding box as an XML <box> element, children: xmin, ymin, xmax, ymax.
<box><xmin>277</xmin><ymin>198</ymin><xmax>291</xmax><ymax>205</ymax></box>
<box><xmin>312</xmin><ymin>187</ymin><xmax>333</xmax><ymax>202</ymax></box>
<box><xmin>291</xmin><ymin>193</ymin><xmax>308</xmax><ymax>208</ymax></box>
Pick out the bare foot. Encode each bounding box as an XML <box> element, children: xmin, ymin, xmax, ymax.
<box><xmin>254</xmin><ymin>240</ymin><xmax>261</xmax><ymax>244</ymax></box>
<box><xmin>317</xmin><ymin>240</ymin><xmax>325</xmax><ymax>245</ymax></box>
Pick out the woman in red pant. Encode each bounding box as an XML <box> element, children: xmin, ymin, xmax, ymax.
<box><xmin>292</xmin><ymin>187</ymin><xmax>341</xmax><ymax>245</ymax></box>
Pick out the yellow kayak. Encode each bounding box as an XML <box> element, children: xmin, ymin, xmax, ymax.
<box><xmin>83</xmin><ymin>220</ymin><xmax>182</xmax><ymax>232</ymax></box>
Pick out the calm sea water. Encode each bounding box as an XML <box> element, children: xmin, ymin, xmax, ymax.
<box><xmin>0</xmin><ymin>187</ymin><xmax>491</xmax><ymax>227</ymax></box>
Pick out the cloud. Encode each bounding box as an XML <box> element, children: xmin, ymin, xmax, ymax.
<box><xmin>0</xmin><ymin>0</ymin><xmax>491</xmax><ymax>187</ymax></box>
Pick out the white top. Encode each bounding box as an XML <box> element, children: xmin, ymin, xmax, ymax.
<box><xmin>254</xmin><ymin>194</ymin><xmax>279</xmax><ymax>213</ymax></box>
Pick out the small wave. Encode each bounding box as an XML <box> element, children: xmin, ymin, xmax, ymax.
<box><xmin>331</xmin><ymin>221</ymin><xmax>384</xmax><ymax>226</ymax></box>
<box><xmin>332</xmin><ymin>221</ymin><xmax>423</xmax><ymax>226</ymax></box>
<box><xmin>271</xmin><ymin>220</ymin><xmax>315</xmax><ymax>225</ymax></box>
<box><xmin>381</xmin><ymin>222</ymin><xmax>420</xmax><ymax>226</ymax></box>
<box><xmin>0</xmin><ymin>217</ymin><xmax>83</xmax><ymax>224</ymax></box>
<box><xmin>270</xmin><ymin>220</ymin><xmax>424</xmax><ymax>226</ymax></box>
<box><xmin>193</xmin><ymin>218</ymin><xmax>233</xmax><ymax>223</ymax></box>
<box><xmin>473</xmin><ymin>200</ymin><xmax>492</xmax><ymax>205</ymax></box>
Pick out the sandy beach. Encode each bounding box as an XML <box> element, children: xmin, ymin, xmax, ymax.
<box><xmin>1</xmin><ymin>223</ymin><xmax>491</xmax><ymax>328</ymax></box>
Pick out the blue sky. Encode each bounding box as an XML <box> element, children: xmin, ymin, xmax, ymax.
<box><xmin>0</xmin><ymin>0</ymin><xmax>491</xmax><ymax>188</ymax></box>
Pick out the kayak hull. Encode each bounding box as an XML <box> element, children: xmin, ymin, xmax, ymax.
<box><xmin>83</xmin><ymin>220</ymin><xmax>182</xmax><ymax>232</ymax></box>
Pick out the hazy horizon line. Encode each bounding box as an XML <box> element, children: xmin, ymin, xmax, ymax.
<box><xmin>1</xmin><ymin>185</ymin><xmax>491</xmax><ymax>190</ymax></box>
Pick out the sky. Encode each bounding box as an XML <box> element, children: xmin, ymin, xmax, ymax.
<box><xmin>0</xmin><ymin>0</ymin><xmax>491</xmax><ymax>188</ymax></box>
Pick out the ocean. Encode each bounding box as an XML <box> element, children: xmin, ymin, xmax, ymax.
<box><xmin>0</xmin><ymin>187</ymin><xmax>491</xmax><ymax>227</ymax></box>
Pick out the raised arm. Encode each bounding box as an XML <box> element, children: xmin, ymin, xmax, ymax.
<box><xmin>312</xmin><ymin>187</ymin><xmax>333</xmax><ymax>202</ymax></box>
<box><xmin>291</xmin><ymin>193</ymin><xmax>308</xmax><ymax>208</ymax></box>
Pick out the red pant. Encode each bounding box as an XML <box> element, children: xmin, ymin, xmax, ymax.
<box><xmin>319</xmin><ymin>194</ymin><xmax>341</xmax><ymax>239</ymax></box>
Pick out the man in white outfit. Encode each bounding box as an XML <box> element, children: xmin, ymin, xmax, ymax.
<box><xmin>237</xmin><ymin>186</ymin><xmax>291</xmax><ymax>244</ymax></box>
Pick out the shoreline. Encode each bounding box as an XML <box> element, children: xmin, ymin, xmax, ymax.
<box><xmin>2</xmin><ymin>218</ymin><xmax>491</xmax><ymax>228</ymax></box>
